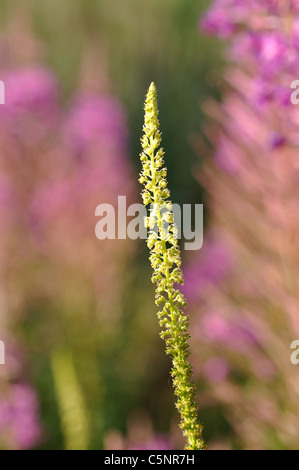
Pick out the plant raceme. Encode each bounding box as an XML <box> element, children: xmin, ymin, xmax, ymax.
<box><xmin>139</xmin><ymin>82</ymin><xmax>205</xmax><ymax>450</ymax></box>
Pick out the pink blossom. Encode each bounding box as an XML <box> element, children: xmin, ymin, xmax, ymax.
<box><xmin>195</xmin><ymin>0</ymin><xmax>299</xmax><ymax>449</ymax></box>
<box><xmin>0</xmin><ymin>67</ymin><xmax>59</xmax><ymax>120</ymax></box>
<box><xmin>0</xmin><ymin>384</ymin><xmax>41</xmax><ymax>449</ymax></box>
<box><xmin>203</xmin><ymin>357</ymin><xmax>229</xmax><ymax>383</ymax></box>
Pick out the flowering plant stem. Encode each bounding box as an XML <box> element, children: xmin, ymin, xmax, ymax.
<box><xmin>139</xmin><ymin>82</ymin><xmax>205</xmax><ymax>450</ymax></box>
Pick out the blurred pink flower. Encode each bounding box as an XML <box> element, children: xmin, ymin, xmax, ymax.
<box><xmin>0</xmin><ymin>384</ymin><xmax>41</xmax><ymax>449</ymax></box>
<box><xmin>0</xmin><ymin>54</ymin><xmax>137</xmax><ymax>449</ymax></box>
<box><xmin>203</xmin><ymin>357</ymin><xmax>230</xmax><ymax>383</ymax></box>
<box><xmin>200</xmin><ymin>312</ymin><xmax>258</xmax><ymax>350</ymax></box>
<box><xmin>183</xmin><ymin>235</ymin><xmax>233</xmax><ymax>301</ymax></box>
<box><xmin>64</xmin><ymin>94</ymin><xmax>128</xmax><ymax>156</ymax></box>
<box><xmin>0</xmin><ymin>66</ymin><xmax>59</xmax><ymax>122</ymax></box>
<box><xmin>191</xmin><ymin>0</ymin><xmax>299</xmax><ymax>449</ymax></box>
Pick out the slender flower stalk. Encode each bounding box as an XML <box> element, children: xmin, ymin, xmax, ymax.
<box><xmin>139</xmin><ymin>82</ymin><xmax>204</xmax><ymax>450</ymax></box>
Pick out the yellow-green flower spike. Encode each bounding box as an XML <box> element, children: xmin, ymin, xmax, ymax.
<box><xmin>139</xmin><ymin>82</ymin><xmax>205</xmax><ymax>450</ymax></box>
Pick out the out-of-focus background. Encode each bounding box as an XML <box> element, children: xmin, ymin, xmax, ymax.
<box><xmin>1</xmin><ymin>0</ymin><xmax>299</xmax><ymax>450</ymax></box>
<box><xmin>0</xmin><ymin>0</ymin><xmax>220</xmax><ymax>450</ymax></box>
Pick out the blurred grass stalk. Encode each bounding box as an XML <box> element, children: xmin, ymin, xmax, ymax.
<box><xmin>51</xmin><ymin>349</ymin><xmax>90</xmax><ymax>450</ymax></box>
